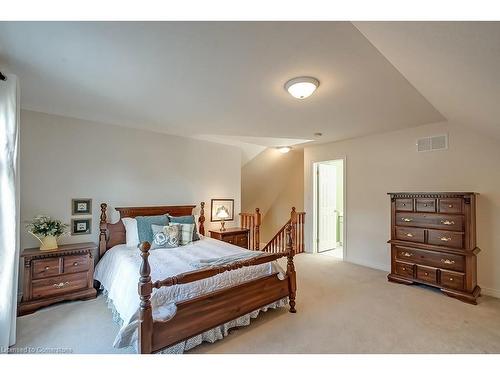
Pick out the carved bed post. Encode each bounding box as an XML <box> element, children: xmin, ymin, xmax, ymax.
<box><xmin>285</xmin><ymin>224</ymin><xmax>297</xmax><ymax>313</ymax></box>
<box><xmin>138</xmin><ymin>241</ymin><xmax>153</xmax><ymax>354</ymax></box>
<box><xmin>254</xmin><ymin>208</ymin><xmax>261</xmax><ymax>250</ymax></box>
<box><xmin>99</xmin><ymin>203</ymin><xmax>108</xmax><ymax>258</ymax></box>
<box><xmin>198</xmin><ymin>201</ymin><xmax>205</xmax><ymax>236</ymax></box>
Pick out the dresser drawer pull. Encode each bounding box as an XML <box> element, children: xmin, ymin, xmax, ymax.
<box><xmin>401</xmin><ymin>218</ymin><xmax>412</xmax><ymax>222</ymax></box>
<box><xmin>53</xmin><ymin>282</ymin><xmax>70</xmax><ymax>289</ymax></box>
<box><xmin>448</xmin><ymin>205</ymin><xmax>453</xmax><ymax>208</ymax></box>
<box><xmin>402</xmin><ymin>267</ymin><xmax>407</xmax><ymax>271</ymax></box>
<box><xmin>424</xmin><ymin>272</ymin><xmax>429</xmax><ymax>276</ymax></box>
<box><xmin>449</xmin><ymin>277</ymin><xmax>454</xmax><ymax>281</ymax></box>
<box><xmin>401</xmin><ymin>252</ymin><xmax>413</xmax><ymax>257</ymax></box>
<box><xmin>73</xmin><ymin>262</ymin><xmax>79</xmax><ymax>266</ymax></box>
<box><xmin>440</xmin><ymin>220</ymin><xmax>455</xmax><ymax>225</ymax></box>
<box><xmin>405</xmin><ymin>233</ymin><xmax>414</xmax><ymax>238</ymax></box>
<box><xmin>440</xmin><ymin>237</ymin><xmax>452</xmax><ymax>242</ymax></box>
<box><xmin>441</xmin><ymin>259</ymin><xmax>455</xmax><ymax>265</ymax></box>
<box><xmin>44</xmin><ymin>266</ymin><xmax>50</xmax><ymax>270</ymax></box>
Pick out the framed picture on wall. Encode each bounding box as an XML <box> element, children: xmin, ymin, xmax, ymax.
<box><xmin>72</xmin><ymin>198</ymin><xmax>92</xmax><ymax>215</ymax></box>
<box><xmin>71</xmin><ymin>218</ymin><xmax>92</xmax><ymax>235</ymax></box>
<box><xmin>210</xmin><ymin>199</ymin><xmax>235</xmax><ymax>222</ymax></box>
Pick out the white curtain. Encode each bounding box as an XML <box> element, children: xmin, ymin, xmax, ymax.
<box><xmin>0</xmin><ymin>72</ymin><xmax>20</xmax><ymax>350</ymax></box>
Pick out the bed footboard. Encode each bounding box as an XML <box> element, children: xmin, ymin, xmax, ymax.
<box><xmin>137</xmin><ymin>225</ymin><xmax>297</xmax><ymax>354</ymax></box>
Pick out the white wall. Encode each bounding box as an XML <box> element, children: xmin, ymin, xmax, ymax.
<box><xmin>304</xmin><ymin>122</ymin><xmax>500</xmax><ymax>297</ymax></box>
<box><xmin>20</xmin><ymin>110</ymin><xmax>242</xmax><ymax>252</ymax></box>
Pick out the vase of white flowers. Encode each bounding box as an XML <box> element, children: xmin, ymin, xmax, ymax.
<box><xmin>26</xmin><ymin>215</ymin><xmax>69</xmax><ymax>251</ymax></box>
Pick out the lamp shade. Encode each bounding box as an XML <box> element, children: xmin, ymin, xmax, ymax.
<box><xmin>216</xmin><ymin>206</ymin><xmax>230</xmax><ymax>220</ymax></box>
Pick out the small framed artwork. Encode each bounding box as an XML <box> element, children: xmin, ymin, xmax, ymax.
<box><xmin>72</xmin><ymin>198</ymin><xmax>92</xmax><ymax>215</ymax></box>
<box><xmin>210</xmin><ymin>199</ymin><xmax>235</xmax><ymax>222</ymax></box>
<box><xmin>71</xmin><ymin>218</ymin><xmax>92</xmax><ymax>235</ymax></box>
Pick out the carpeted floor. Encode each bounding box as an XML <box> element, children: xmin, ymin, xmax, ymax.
<box><xmin>13</xmin><ymin>253</ymin><xmax>500</xmax><ymax>354</ymax></box>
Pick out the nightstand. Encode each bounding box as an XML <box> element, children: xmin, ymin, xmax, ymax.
<box><xmin>19</xmin><ymin>242</ymin><xmax>97</xmax><ymax>316</ymax></box>
<box><xmin>209</xmin><ymin>227</ymin><xmax>250</xmax><ymax>249</ymax></box>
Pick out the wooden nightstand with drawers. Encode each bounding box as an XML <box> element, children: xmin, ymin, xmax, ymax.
<box><xmin>209</xmin><ymin>227</ymin><xmax>250</xmax><ymax>249</ymax></box>
<box><xmin>19</xmin><ymin>242</ymin><xmax>97</xmax><ymax>316</ymax></box>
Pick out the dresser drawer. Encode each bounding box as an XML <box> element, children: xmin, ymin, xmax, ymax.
<box><xmin>394</xmin><ymin>261</ymin><xmax>414</xmax><ymax>278</ymax></box>
<box><xmin>234</xmin><ymin>234</ymin><xmax>248</xmax><ymax>249</ymax></box>
<box><xmin>416</xmin><ymin>265</ymin><xmax>437</xmax><ymax>284</ymax></box>
<box><xmin>31</xmin><ymin>272</ymin><xmax>89</xmax><ymax>300</ymax></box>
<box><xmin>416</xmin><ymin>198</ymin><xmax>436</xmax><ymax>213</ymax></box>
<box><xmin>396</xmin><ymin>213</ymin><xmax>463</xmax><ymax>231</ymax></box>
<box><xmin>440</xmin><ymin>270</ymin><xmax>464</xmax><ymax>291</ymax></box>
<box><xmin>395</xmin><ymin>198</ymin><xmax>413</xmax><ymax>211</ymax></box>
<box><xmin>427</xmin><ymin>229</ymin><xmax>464</xmax><ymax>249</ymax></box>
<box><xmin>32</xmin><ymin>258</ymin><xmax>61</xmax><ymax>280</ymax></box>
<box><xmin>395</xmin><ymin>226</ymin><xmax>425</xmax><ymax>243</ymax></box>
<box><xmin>438</xmin><ymin>198</ymin><xmax>463</xmax><ymax>214</ymax></box>
<box><xmin>395</xmin><ymin>246</ymin><xmax>465</xmax><ymax>272</ymax></box>
<box><xmin>63</xmin><ymin>254</ymin><xmax>90</xmax><ymax>274</ymax></box>
<box><xmin>222</xmin><ymin>235</ymin><xmax>235</xmax><ymax>245</ymax></box>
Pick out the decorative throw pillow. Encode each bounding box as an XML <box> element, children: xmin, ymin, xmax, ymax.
<box><xmin>122</xmin><ymin>217</ymin><xmax>139</xmax><ymax>247</ymax></box>
<box><xmin>136</xmin><ymin>215</ymin><xmax>169</xmax><ymax>243</ymax></box>
<box><xmin>151</xmin><ymin>224</ymin><xmax>181</xmax><ymax>249</ymax></box>
<box><xmin>177</xmin><ymin>223</ymin><xmax>195</xmax><ymax>246</ymax></box>
<box><xmin>168</xmin><ymin>215</ymin><xmax>200</xmax><ymax>241</ymax></box>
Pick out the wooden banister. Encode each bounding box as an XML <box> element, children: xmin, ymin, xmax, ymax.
<box><xmin>261</xmin><ymin>207</ymin><xmax>306</xmax><ymax>254</ymax></box>
<box><xmin>240</xmin><ymin>208</ymin><xmax>261</xmax><ymax>250</ymax></box>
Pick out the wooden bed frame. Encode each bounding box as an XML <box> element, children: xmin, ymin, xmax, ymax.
<box><xmin>98</xmin><ymin>202</ymin><xmax>297</xmax><ymax>354</ymax></box>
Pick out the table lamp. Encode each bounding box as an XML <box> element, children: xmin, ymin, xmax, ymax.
<box><xmin>216</xmin><ymin>205</ymin><xmax>230</xmax><ymax>231</ymax></box>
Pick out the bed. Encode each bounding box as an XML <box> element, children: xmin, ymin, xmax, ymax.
<box><xmin>96</xmin><ymin>202</ymin><xmax>297</xmax><ymax>354</ymax></box>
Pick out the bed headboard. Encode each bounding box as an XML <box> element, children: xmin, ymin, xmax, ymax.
<box><xmin>98</xmin><ymin>202</ymin><xmax>205</xmax><ymax>258</ymax></box>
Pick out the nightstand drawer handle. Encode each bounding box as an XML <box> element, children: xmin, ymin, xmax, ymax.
<box><xmin>73</xmin><ymin>262</ymin><xmax>79</xmax><ymax>266</ymax></box>
<box><xmin>44</xmin><ymin>266</ymin><xmax>50</xmax><ymax>270</ymax></box>
<box><xmin>449</xmin><ymin>278</ymin><xmax>454</xmax><ymax>281</ymax></box>
<box><xmin>440</xmin><ymin>237</ymin><xmax>452</xmax><ymax>242</ymax></box>
<box><xmin>424</xmin><ymin>272</ymin><xmax>429</xmax><ymax>276</ymax></box>
<box><xmin>401</xmin><ymin>218</ymin><xmax>412</xmax><ymax>222</ymax></box>
<box><xmin>405</xmin><ymin>233</ymin><xmax>414</xmax><ymax>238</ymax></box>
<box><xmin>401</xmin><ymin>252</ymin><xmax>413</xmax><ymax>257</ymax></box>
<box><xmin>53</xmin><ymin>282</ymin><xmax>70</xmax><ymax>289</ymax></box>
<box><xmin>441</xmin><ymin>259</ymin><xmax>455</xmax><ymax>265</ymax></box>
<box><xmin>441</xmin><ymin>220</ymin><xmax>455</xmax><ymax>225</ymax></box>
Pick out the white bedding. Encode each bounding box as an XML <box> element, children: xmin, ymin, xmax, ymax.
<box><xmin>94</xmin><ymin>236</ymin><xmax>285</xmax><ymax>349</ymax></box>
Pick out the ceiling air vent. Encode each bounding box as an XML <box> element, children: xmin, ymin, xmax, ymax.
<box><xmin>416</xmin><ymin>134</ymin><xmax>448</xmax><ymax>152</ymax></box>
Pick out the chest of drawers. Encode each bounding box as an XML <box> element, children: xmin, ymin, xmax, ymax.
<box><xmin>19</xmin><ymin>242</ymin><xmax>97</xmax><ymax>315</ymax></box>
<box><xmin>209</xmin><ymin>227</ymin><xmax>250</xmax><ymax>249</ymax></box>
<box><xmin>388</xmin><ymin>192</ymin><xmax>481</xmax><ymax>304</ymax></box>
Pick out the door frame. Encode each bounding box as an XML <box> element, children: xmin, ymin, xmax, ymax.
<box><xmin>312</xmin><ymin>156</ymin><xmax>347</xmax><ymax>259</ymax></box>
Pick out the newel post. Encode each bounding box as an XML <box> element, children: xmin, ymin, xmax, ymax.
<box><xmin>99</xmin><ymin>203</ymin><xmax>108</xmax><ymax>258</ymax></box>
<box><xmin>285</xmin><ymin>224</ymin><xmax>297</xmax><ymax>313</ymax></box>
<box><xmin>254</xmin><ymin>208</ymin><xmax>261</xmax><ymax>250</ymax></box>
<box><xmin>138</xmin><ymin>241</ymin><xmax>153</xmax><ymax>354</ymax></box>
<box><xmin>290</xmin><ymin>207</ymin><xmax>297</xmax><ymax>255</ymax></box>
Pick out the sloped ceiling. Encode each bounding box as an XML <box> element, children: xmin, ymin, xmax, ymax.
<box><xmin>355</xmin><ymin>21</ymin><xmax>500</xmax><ymax>139</ymax></box>
<box><xmin>0</xmin><ymin>21</ymin><xmax>444</xmax><ymax>148</ymax></box>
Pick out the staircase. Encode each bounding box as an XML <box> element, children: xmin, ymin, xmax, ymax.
<box><xmin>240</xmin><ymin>207</ymin><xmax>305</xmax><ymax>254</ymax></box>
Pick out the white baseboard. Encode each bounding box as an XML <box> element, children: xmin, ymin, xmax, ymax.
<box><xmin>481</xmin><ymin>287</ymin><xmax>500</xmax><ymax>299</ymax></box>
<box><xmin>344</xmin><ymin>258</ymin><xmax>390</xmax><ymax>273</ymax></box>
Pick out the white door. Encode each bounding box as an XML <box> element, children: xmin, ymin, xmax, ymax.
<box><xmin>317</xmin><ymin>163</ymin><xmax>337</xmax><ymax>252</ymax></box>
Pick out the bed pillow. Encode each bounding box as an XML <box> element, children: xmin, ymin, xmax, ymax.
<box><xmin>122</xmin><ymin>217</ymin><xmax>139</xmax><ymax>247</ymax></box>
<box><xmin>136</xmin><ymin>215</ymin><xmax>169</xmax><ymax>243</ymax></box>
<box><xmin>177</xmin><ymin>223</ymin><xmax>195</xmax><ymax>246</ymax></box>
<box><xmin>151</xmin><ymin>224</ymin><xmax>181</xmax><ymax>249</ymax></box>
<box><xmin>168</xmin><ymin>215</ymin><xmax>200</xmax><ymax>241</ymax></box>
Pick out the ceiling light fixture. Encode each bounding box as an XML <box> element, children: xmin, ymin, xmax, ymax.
<box><xmin>284</xmin><ymin>76</ymin><xmax>319</xmax><ymax>99</ymax></box>
<box><xmin>277</xmin><ymin>146</ymin><xmax>292</xmax><ymax>154</ymax></box>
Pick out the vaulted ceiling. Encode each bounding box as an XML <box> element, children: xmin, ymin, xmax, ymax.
<box><xmin>0</xmin><ymin>21</ymin><xmax>446</xmax><ymax>148</ymax></box>
<box><xmin>354</xmin><ymin>22</ymin><xmax>500</xmax><ymax>140</ymax></box>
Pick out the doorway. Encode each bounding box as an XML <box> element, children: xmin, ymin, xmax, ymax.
<box><xmin>313</xmin><ymin>159</ymin><xmax>345</xmax><ymax>259</ymax></box>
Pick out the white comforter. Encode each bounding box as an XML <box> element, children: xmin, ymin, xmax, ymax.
<box><xmin>94</xmin><ymin>236</ymin><xmax>285</xmax><ymax>348</ymax></box>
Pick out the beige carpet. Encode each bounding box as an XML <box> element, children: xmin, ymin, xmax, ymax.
<box><xmin>13</xmin><ymin>253</ymin><xmax>500</xmax><ymax>354</ymax></box>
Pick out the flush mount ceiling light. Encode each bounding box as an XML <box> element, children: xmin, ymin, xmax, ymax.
<box><xmin>277</xmin><ymin>146</ymin><xmax>292</xmax><ymax>154</ymax></box>
<box><xmin>284</xmin><ymin>76</ymin><xmax>320</xmax><ymax>99</ymax></box>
